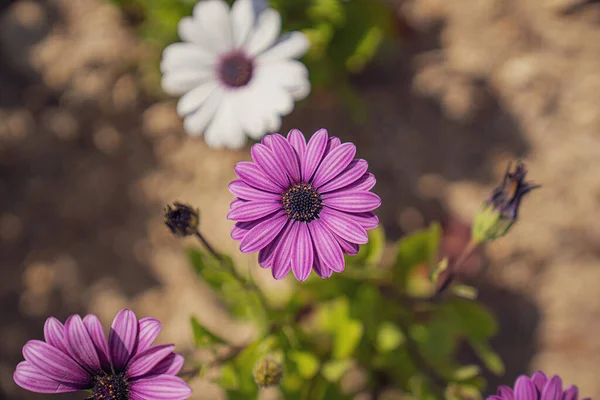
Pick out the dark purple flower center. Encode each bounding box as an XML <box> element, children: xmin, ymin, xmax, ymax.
<box><xmin>218</xmin><ymin>52</ymin><xmax>253</xmax><ymax>88</ymax></box>
<box><xmin>282</xmin><ymin>183</ymin><xmax>322</xmax><ymax>222</ymax></box>
<box><xmin>88</xmin><ymin>372</ymin><xmax>129</xmax><ymax>400</ymax></box>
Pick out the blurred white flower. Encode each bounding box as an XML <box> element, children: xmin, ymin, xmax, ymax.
<box><xmin>161</xmin><ymin>0</ymin><xmax>311</xmax><ymax>149</ymax></box>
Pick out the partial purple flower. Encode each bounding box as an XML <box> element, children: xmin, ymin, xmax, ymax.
<box><xmin>14</xmin><ymin>309</ymin><xmax>192</xmax><ymax>400</ymax></box>
<box><xmin>227</xmin><ymin>128</ymin><xmax>381</xmax><ymax>281</ymax></box>
<box><xmin>488</xmin><ymin>371</ymin><xmax>590</xmax><ymax>400</ymax></box>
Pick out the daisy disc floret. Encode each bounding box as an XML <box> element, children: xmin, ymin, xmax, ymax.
<box><xmin>227</xmin><ymin>129</ymin><xmax>381</xmax><ymax>281</ymax></box>
<box><xmin>161</xmin><ymin>0</ymin><xmax>311</xmax><ymax>149</ymax></box>
<box><xmin>13</xmin><ymin>309</ymin><xmax>192</xmax><ymax>400</ymax></box>
<box><xmin>488</xmin><ymin>371</ymin><xmax>590</xmax><ymax>400</ymax></box>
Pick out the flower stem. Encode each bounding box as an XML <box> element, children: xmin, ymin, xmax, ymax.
<box><xmin>194</xmin><ymin>231</ymin><xmax>223</xmax><ymax>261</ymax></box>
<box><xmin>432</xmin><ymin>240</ymin><xmax>479</xmax><ymax>300</ymax></box>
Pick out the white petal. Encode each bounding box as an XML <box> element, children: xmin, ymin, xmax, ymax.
<box><xmin>245</xmin><ymin>9</ymin><xmax>281</xmax><ymax>56</ymax></box>
<box><xmin>257</xmin><ymin>32</ymin><xmax>310</xmax><ymax>63</ymax></box>
<box><xmin>258</xmin><ymin>82</ymin><xmax>294</xmax><ymax>116</ymax></box>
<box><xmin>160</xmin><ymin>43</ymin><xmax>215</xmax><ymax>73</ymax></box>
<box><xmin>204</xmin><ymin>93</ymin><xmax>247</xmax><ymax>149</ymax></box>
<box><xmin>264</xmin><ymin>112</ymin><xmax>282</xmax><ymax>133</ymax></box>
<box><xmin>192</xmin><ymin>0</ymin><xmax>232</xmax><ymax>53</ymax></box>
<box><xmin>177</xmin><ymin>17</ymin><xmax>213</xmax><ymax>52</ymax></box>
<box><xmin>236</xmin><ymin>88</ymin><xmax>267</xmax><ymax>139</ymax></box>
<box><xmin>161</xmin><ymin>70</ymin><xmax>214</xmax><ymax>96</ymax></box>
<box><xmin>183</xmin><ymin>88</ymin><xmax>224</xmax><ymax>136</ymax></box>
<box><xmin>255</xmin><ymin>59</ymin><xmax>310</xmax><ymax>100</ymax></box>
<box><xmin>231</xmin><ymin>0</ymin><xmax>254</xmax><ymax>48</ymax></box>
<box><xmin>176</xmin><ymin>81</ymin><xmax>219</xmax><ymax>116</ymax></box>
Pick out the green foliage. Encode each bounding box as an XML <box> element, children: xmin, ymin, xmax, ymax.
<box><xmin>184</xmin><ymin>221</ymin><xmax>502</xmax><ymax>399</ymax></box>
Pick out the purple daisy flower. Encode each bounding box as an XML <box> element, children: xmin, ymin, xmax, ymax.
<box><xmin>13</xmin><ymin>309</ymin><xmax>192</xmax><ymax>400</ymax></box>
<box><xmin>227</xmin><ymin>128</ymin><xmax>381</xmax><ymax>281</ymax></box>
<box><xmin>488</xmin><ymin>371</ymin><xmax>590</xmax><ymax>400</ymax></box>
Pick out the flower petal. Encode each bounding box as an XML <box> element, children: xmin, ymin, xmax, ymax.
<box><xmin>130</xmin><ymin>375</ymin><xmax>192</xmax><ymax>400</ymax></box>
<box><xmin>127</xmin><ymin>344</ymin><xmax>174</xmax><ymax>379</ymax></box>
<box><xmin>22</xmin><ymin>340</ymin><xmax>90</xmax><ymax>385</ymax></box>
<box><xmin>497</xmin><ymin>385</ymin><xmax>514</xmax><ymax>400</ymax></box>
<box><xmin>229</xmin><ymin>180</ymin><xmax>281</xmax><ymax>201</ymax></box>
<box><xmin>272</xmin><ymin>221</ymin><xmax>299</xmax><ymax>280</ymax></box>
<box><xmin>302</xmin><ymin>128</ymin><xmax>328</xmax><ymax>182</ymax></box>
<box><xmin>161</xmin><ymin>70</ymin><xmax>214</xmax><ymax>97</ymax></box>
<box><xmin>191</xmin><ymin>0</ymin><xmax>232</xmax><ymax>53</ymax></box>
<box><xmin>83</xmin><ymin>314</ymin><xmax>111</xmax><ymax>373</ymax></box>
<box><xmin>531</xmin><ymin>371</ymin><xmax>548</xmax><ymax>393</ymax></box>
<box><xmin>160</xmin><ymin>43</ymin><xmax>214</xmax><ymax>73</ymax></box>
<box><xmin>318</xmin><ymin>159</ymin><xmax>368</xmax><ymax>193</ymax></box>
<box><xmin>351</xmin><ymin>173</ymin><xmax>376</xmax><ymax>192</ymax></box>
<box><xmin>204</xmin><ymin>92</ymin><xmax>247</xmax><ymax>150</ymax></box>
<box><xmin>308</xmin><ymin>219</ymin><xmax>344</xmax><ymax>272</ymax></box>
<box><xmin>349</xmin><ymin>211</ymin><xmax>379</xmax><ymax>230</ymax></box>
<box><xmin>323</xmin><ymin>191</ymin><xmax>381</xmax><ymax>213</ymax></box>
<box><xmin>334</xmin><ymin>234</ymin><xmax>360</xmax><ymax>256</ymax></box>
<box><xmin>257</xmin><ymin>31</ymin><xmax>310</xmax><ymax>63</ymax></box>
<box><xmin>146</xmin><ymin>353</ymin><xmax>185</xmax><ymax>377</ymax></box>
<box><xmin>245</xmin><ymin>8</ymin><xmax>281</xmax><ymax>56</ymax></box>
<box><xmin>234</xmin><ymin>161</ymin><xmax>283</xmax><ymax>192</ymax></box>
<box><xmin>514</xmin><ymin>376</ymin><xmax>538</xmax><ymax>400</ymax></box>
<box><xmin>231</xmin><ymin>220</ymin><xmax>259</xmax><ymax>241</ymax></box>
<box><xmin>292</xmin><ymin>223</ymin><xmax>313</xmax><ymax>281</ymax></box>
<box><xmin>541</xmin><ymin>376</ymin><xmax>563</xmax><ymax>400</ymax></box>
<box><xmin>227</xmin><ymin>201</ymin><xmax>281</xmax><ymax>222</ymax></box>
<box><xmin>320</xmin><ymin>207</ymin><xmax>368</xmax><ymax>244</ymax></box>
<box><xmin>43</xmin><ymin>317</ymin><xmax>68</xmax><ymax>354</ymax></box>
<box><xmin>13</xmin><ymin>361</ymin><xmax>84</xmax><ymax>394</ymax></box>
<box><xmin>258</xmin><ymin>224</ymin><xmax>286</xmax><ymax>267</ymax></box>
<box><xmin>251</xmin><ymin>143</ymin><xmax>290</xmax><ymax>187</ymax></box>
<box><xmin>137</xmin><ymin>318</ymin><xmax>162</xmax><ymax>354</ymax></box>
<box><xmin>287</xmin><ymin>129</ymin><xmax>306</xmax><ymax>161</ymax></box>
<box><xmin>312</xmin><ymin>143</ymin><xmax>356</xmax><ymax>188</ymax></box>
<box><xmin>271</xmin><ymin>134</ymin><xmax>301</xmax><ymax>182</ymax></box>
<box><xmin>255</xmin><ymin>60</ymin><xmax>310</xmax><ymax>101</ymax></box>
<box><xmin>239</xmin><ymin>211</ymin><xmax>287</xmax><ymax>253</ymax></box>
<box><xmin>562</xmin><ymin>385</ymin><xmax>579</xmax><ymax>400</ymax></box>
<box><xmin>183</xmin><ymin>88</ymin><xmax>224</xmax><ymax>136</ymax></box>
<box><xmin>231</xmin><ymin>0</ymin><xmax>254</xmax><ymax>48</ymax></box>
<box><xmin>64</xmin><ymin>315</ymin><xmax>102</xmax><ymax>373</ymax></box>
<box><xmin>176</xmin><ymin>81</ymin><xmax>218</xmax><ymax>117</ymax></box>
<box><xmin>108</xmin><ymin>309</ymin><xmax>139</xmax><ymax>373</ymax></box>
<box><xmin>313</xmin><ymin>254</ymin><xmax>333</xmax><ymax>279</ymax></box>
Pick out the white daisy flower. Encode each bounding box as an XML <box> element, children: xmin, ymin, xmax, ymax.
<box><xmin>161</xmin><ymin>0</ymin><xmax>311</xmax><ymax>149</ymax></box>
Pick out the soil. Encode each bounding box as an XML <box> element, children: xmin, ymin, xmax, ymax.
<box><xmin>1</xmin><ymin>0</ymin><xmax>599</xmax><ymax>399</ymax></box>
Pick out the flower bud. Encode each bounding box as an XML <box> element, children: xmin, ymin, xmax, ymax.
<box><xmin>164</xmin><ymin>202</ymin><xmax>200</xmax><ymax>237</ymax></box>
<box><xmin>253</xmin><ymin>356</ymin><xmax>283</xmax><ymax>387</ymax></box>
<box><xmin>472</xmin><ymin>161</ymin><xmax>539</xmax><ymax>243</ymax></box>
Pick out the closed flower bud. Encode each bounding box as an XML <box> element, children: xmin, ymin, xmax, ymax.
<box><xmin>164</xmin><ymin>202</ymin><xmax>200</xmax><ymax>237</ymax></box>
<box><xmin>253</xmin><ymin>356</ymin><xmax>283</xmax><ymax>388</ymax></box>
<box><xmin>472</xmin><ymin>161</ymin><xmax>539</xmax><ymax>243</ymax></box>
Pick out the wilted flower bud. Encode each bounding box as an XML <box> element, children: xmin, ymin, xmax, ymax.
<box><xmin>253</xmin><ymin>356</ymin><xmax>283</xmax><ymax>387</ymax></box>
<box><xmin>164</xmin><ymin>202</ymin><xmax>200</xmax><ymax>237</ymax></box>
<box><xmin>472</xmin><ymin>162</ymin><xmax>539</xmax><ymax>243</ymax></box>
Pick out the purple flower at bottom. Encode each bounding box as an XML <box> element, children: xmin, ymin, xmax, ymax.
<box><xmin>227</xmin><ymin>128</ymin><xmax>381</xmax><ymax>281</ymax></box>
<box><xmin>14</xmin><ymin>309</ymin><xmax>192</xmax><ymax>400</ymax></box>
<box><xmin>488</xmin><ymin>371</ymin><xmax>590</xmax><ymax>400</ymax></box>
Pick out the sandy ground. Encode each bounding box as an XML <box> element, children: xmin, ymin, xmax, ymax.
<box><xmin>1</xmin><ymin>0</ymin><xmax>599</xmax><ymax>399</ymax></box>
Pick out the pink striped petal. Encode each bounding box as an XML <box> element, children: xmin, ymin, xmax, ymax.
<box><xmin>531</xmin><ymin>371</ymin><xmax>548</xmax><ymax>393</ymax></box>
<box><xmin>43</xmin><ymin>318</ymin><xmax>68</xmax><ymax>354</ymax></box>
<box><xmin>287</xmin><ymin>129</ymin><xmax>306</xmax><ymax>161</ymax></box>
<box><xmin>312</xmin><ymin>143</ymin><xmax>356</xmax><ymax>188</ymax></box>
<box><xmin>320</xmin><ymin>207</ymin><xmax>368</xmax><ymax>244</ymax></box>
<box><xmin>22</xmin><ymin>340</ymin><xmax>90</xmax><ymax>385</ymax></box>
<box><xmin>239</xmin><ymin>211</ymin><xmax>287</xmax><ymax>253</ymax></box>
<box><xmin>258</xmin><ymin>225</ymin><xmax>286</xmax><ymax>267</ymax></box>
<box><xmin>541</xmin><ymin>376</ymin><xmax>562</xmax><ymax>400</ymax></box>
<box><xmin>130</xmin><ymin>375</ymin><xmax>192</xmax><ymax>399</ymax></box>
<box><xmin>352</xmin><ymin>173</ymin><xmax>376</xmax><ymax>192</ymax></box>
<box><xmin>349</xmin><ymin>211</ymin><xmax>379</xmax><ymax>230</ymax></box>
<box><xmin>137</xmin><ymin>318</ymin><xmax>162</xmax><ymax>354</ymax></box>
<box><xmin>308</xmin><ymin>220</ymin><xmax>345</xmax><ymax>272</ymax></box>
<box><xmin>272</xmin><ymin>222</ymin><xmax>299</xmax><ymax>280</ymax></box>
<box><xmin>302</xmin><ymin>129</ymin><xmax>328</xmax><ymax>182</ymax></box>
<box><xmin>497</xmin><ymin>386</ymin><xmax>514</xmax><ymax>400</ymax></box>
<box><xmin>326</xmin><ymin>136</ymin><xmax>341</xmax><ymax>153</ymax></box>
<box><xmin>334</xmin><ymin>233</ymin><xmax>360</xmax><ymax>255</ymax></box>
<box><xmin>229</xmin><ymin>180</ymin><xmax>281</xmax><ymax>201</ymax></box>
<box><xmin>231</xmin><ymin>220</ymin><xmax>257</xmax><ymax>241</ymax></box>
<box><xmin>83</xmin><ymin>314</ymin><xmax>111</xmax><ymax>372</ymax></box>
<box><xmin>313</xmin><ymin>255</ymin><xmax>333</xmax><ymax>279</ymax></box>
<box><xmin>13</xmin><ymin>361</ymin><xmax>85</xmax><ymax>393</ymax></box>
<box><xmin>108</xmin><ymin>309</ymin><xmax>139</xmax><ymax>372</ymax></box>
<box><xmin>64</xmin><ymin>315</ymin><xmax>101</xmax><ymax>373</ymax></box>
<box><xmin>146</xmin><ymin>353</ymin><xmax>184</xmax><ymax>376</ymax></box>
<box><xmin>514</xmin><ymin>376</ymin><xmax>538</xmax><ymax>400</ymax></box>
<box><xmin>251</xmin><ymin>143</ymin><xmax>289</xmax><ymax>188</ymax></box>
<box><xmin>261</xmin><ymin>134</ymin><xmax>274</xmax><ymax>149</ymax></box>
<box><xmin>271</xmin><ymin>134</ymin><xmax>301</xmax><ymax>182</ymax></box>
<box><xmin>292</xmin><ymin>223</ymin><xmax>313</xmax><ymax>281</ymax></box>
<box><xmin>318</xmin><ymin>159</ymin><xmax>368</xmax><ymax>193</ymax></box>
<box><xmin>323</xmin><ymin>191</ymin><xmax>381</xmax><ymax>212</ymax></box>
<box><xmin>227</xmin><ymin>201</ymin><xmax>281</xmax><ymax>222</ymax></box>
<box><xmin>562</xmin><ymin>386</ymin><xmax>579</xmax><ymax>400</ymax></box>
<box><xmin>127</xmin><ymin>344</ymin><xmax>174</xmax><ymax>379</ymax></box>
<box><xmin>234</xmin><ymin>161</ymin><xmax>282</xmax><ymax>192</ymax></box>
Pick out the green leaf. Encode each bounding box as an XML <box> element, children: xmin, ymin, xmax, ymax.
<box><xmin>289</xmin><ymin>351</ymin><xmax>320</xmax><ymax>379</ymax></box>
<box><xmin>447</xmin><ymin>299</ymin><xmax>498</xmax><ymax>341</ymax></box>
<box><xmin>429</xmin><ymin>257</ymin><xmax>448</xmax><ymax>283</ymax></box>
<box><xmin>187</xmin><ymin>247</ymin><xmax>237</xmax><ymax>291</ymax></box>
<box><xmin>376</xmin><ymin>322</ymin><xmax>405</xmax><ymax>353</ymax></box>
<box><xmin>190</xmin><ymin>316</ymin><xmax>226</xmax><ymax>348</ymax></box>
<box><xmin>393</xmin><ymin>222</ymin><xmax>442</xmax><ymax>289</ymax></box>
<box><xmin>322</xmin><ymin>359</ymin><xmax>352</xmax><ymax>382</ymax></box>
<box><xmin>471</xmin><ymin>341</ymin><xmax>505</xmax><ymax>376</ymax></box>
<box><xmin>220</xmin><ymin>363</ymin><xmax>240</xmax><ymax>390</ymax></box>
<box><xmin>316</xmin><ymin>297</ymin><xmax>350</xmax><ymax>334</ymax></box>
<box><xmin>333</xmin><ymin>319</ymin><xmax>363</xmax><ymax>359</ymax></box>
<box><xmin>453</xmin><ymin>365</ymin><xmax>481</xmax><ymax>381</ymax></box>
<box><xmin>451</xmin><ymin>284</ymin><xmax>479</xmax><ymax>300</ymax></box>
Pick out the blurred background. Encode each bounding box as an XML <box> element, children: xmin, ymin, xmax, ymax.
<box><xmin>1</xmin><ymin>0</ymin><xmax>600</xmax><ymax>398</ymax></box>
